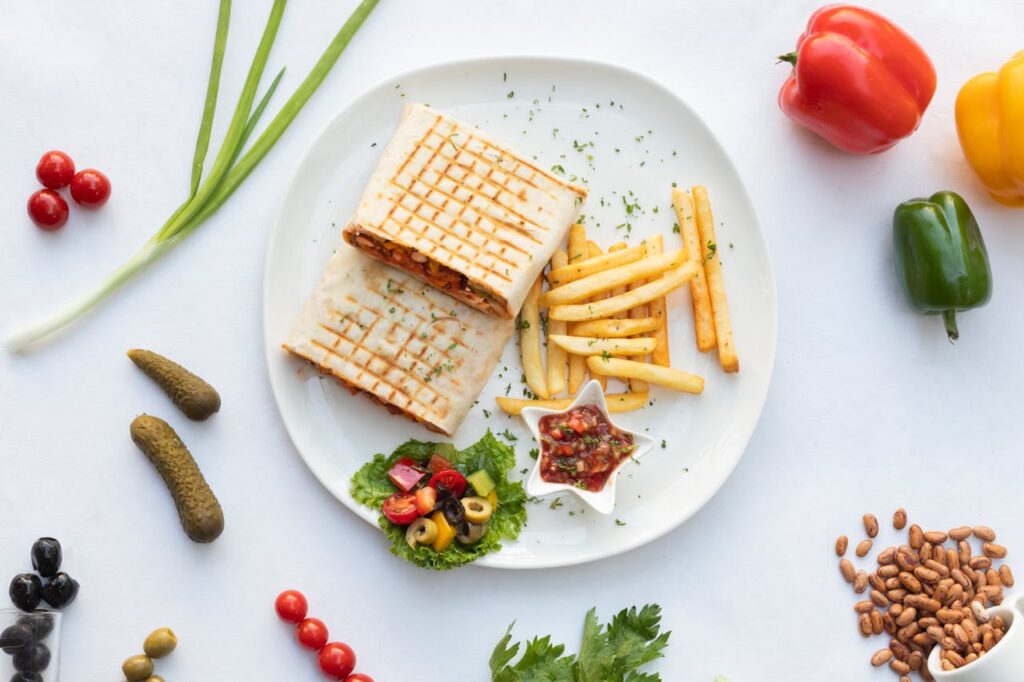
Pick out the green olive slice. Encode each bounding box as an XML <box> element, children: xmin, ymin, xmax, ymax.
<box><xmin>461</xmin><ymin>496</ymin><xmax>493</xmax><ymax>524</ymax></box>
<box><xmin>405</xmin><ymin>517</ymin><xmax>438</xmax><ymax>548</ymax></box>
<box><xmin>456</xmin><ymin>522</ymin><xmax>487</xmax><ymax>545</ymax></box>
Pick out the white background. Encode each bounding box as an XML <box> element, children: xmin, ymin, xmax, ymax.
<box><xmin>2</xmin><ymin>1</ymin><xmax>1023</xmax><ymax>680</ymax></box>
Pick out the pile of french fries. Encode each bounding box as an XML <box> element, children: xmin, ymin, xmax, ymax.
<box><xmin>497</xmin><ymin>185</ymin><xmax>738</xmax><ymax>416</ymax></box>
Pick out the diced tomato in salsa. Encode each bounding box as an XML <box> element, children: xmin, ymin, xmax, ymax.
<box><xmin>538</xmin><ymin>404</ymin><xmax>636</xmax><ymax>492</ymax></box>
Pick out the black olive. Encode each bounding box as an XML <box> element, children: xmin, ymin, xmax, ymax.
<box><xmin>0</xmin><ymin>624</ymin><xmax>33</xmax><ymax>654</ymax></box>
<box><xmin>40</xmin><ymin>572</ymin><xmax>78</xmax><ymax>609</ymax></box>
<box><xmin>8</xmin><ymin>575</ymin><xmax>42</xmax><ymax>612</ymax></box>
<box><xmin>16</xmin><ymin>613</ymin><xmax>54</xmax><ymax>641</ymax></box>
<box><xmin>10</xmin><ymin>673</ymin><xmax>43</xmax><ymax>682</ymax></box>
<box><xmin>441</xmin><ymin>496</ymin><xmax>465</xmax><ymax>526</ymax></box>
<box><xmin>30</xmin><ymin>539</ymin><xmax>61</xmax><ymax>578</ymax></box>
<box><xmin>12</xmin><ymin>642</ymin><xmax>49</xmax><ymax>673</ymax></box>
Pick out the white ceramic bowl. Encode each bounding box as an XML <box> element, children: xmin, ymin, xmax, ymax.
<box><xmin>928</xmin><ymin>594</ymin><xmax>1024</xmax><ymax>681</ymax></box>
<box><xmin>521</xmin><ymin>380</ymin><xmax>658</xmax><ymax>514</ymax></box>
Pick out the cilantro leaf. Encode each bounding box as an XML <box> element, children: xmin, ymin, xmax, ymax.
<box><xmin>491</xmin><ymin>628</ymin><xmax>575</xmax><ymax>682</ymax></box>
<box><xmin>491</xmin><ymin>604</ymin><xmax>669</xmax><ymax>681</ymax></box>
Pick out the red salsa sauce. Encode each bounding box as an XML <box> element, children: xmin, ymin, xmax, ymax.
<box><xmin>538</xmin><ymin>404</ymin><xmax>636</xmax><ymax>492</ymax></box>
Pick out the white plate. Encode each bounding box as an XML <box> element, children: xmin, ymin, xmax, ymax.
<box><xmin>264</xmin><ymin>56</ymin><xmax>777</xmax><ymax>569</ymax></box>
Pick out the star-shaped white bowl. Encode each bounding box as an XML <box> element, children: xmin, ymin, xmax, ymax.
<box><xmin>520</xmin><ymin>380</ymin><xmax>657</xmax><ymax>514</ymax></box>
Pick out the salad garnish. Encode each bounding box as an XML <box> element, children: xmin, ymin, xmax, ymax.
<box><xmin>350</xmin><ymin>431</ymin><xmax>526</xmax><ymax>570</ymax></box>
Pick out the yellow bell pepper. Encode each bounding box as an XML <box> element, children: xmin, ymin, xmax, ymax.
<box><xmin>431</xmin><ymin>511</ymin><xmax>456</xmax><ymax>552</ymax></box>
<box><xmin>955</xmin><ymin>51</ymin><xmax>1024</xmax><ymax>207</ymax></box>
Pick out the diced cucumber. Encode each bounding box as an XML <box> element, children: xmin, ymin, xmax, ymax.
<box><xmin>466</xmin><ymin>469</ymin><xmax>496</xmax><ymax>497</ymax></box>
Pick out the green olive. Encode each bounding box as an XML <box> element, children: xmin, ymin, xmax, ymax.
<box><xmin>461</xmin><ymin>496</ymin><xmax>493</xmax><ymax>524</ymax></box>
<box><xmin>143</xmin><ymin>627</ymin><xmax>177</xmax><ymax>658</ymax></box>
<box><xmin>122</xmin><ymin>654</ymin><xmax>154</xmax><ymax>681</ymax></box>
<box><xmin>456</xmin><ymin>522</ymin><xmax>487</xmax><ymax>545</ymax></box>
<box><xmin>145</xmin><ymin>677</ymin><xmax>165</xmax><ymax>682</ymax></box>
<box><xmin>405</xmin><ymin>517</ymin><xmax>438</xmax><ymax>548</ymax></box>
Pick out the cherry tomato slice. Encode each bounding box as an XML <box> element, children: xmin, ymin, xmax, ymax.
<box><xmin>428</xmin><ymin>469</ymin><xmax>467</xmax><ymax>498</ymax></box>
<box><xmin>297</xmin><ymin>618</ymin><xmax>329</xmax><ymax>650</ymax></box>
<box><xmin>381</xmin><ymin>492</ymin><xmax>419</xmax><ymax>525</ymax></box>
<box><xmin>69</xmin><ymin>168</ymin><xmax>111</xmax><ymax>208</ymax></box>
<box><xmin>36</xmin><ymin>151</ymin><xmax>75</xmax><ymax>189</ymax></box>
<box><xmin>427</xmin><ymin>453</ymin><xmax>453</xmax><ymax>474</ymax></box>
<box><xmin>344</xmin><ymin>675</ymin><xmax>374</xmax><ymax>682</ymax></box>
<box><xmin>387</xmin><ymin>457</ymin><xmax>424</xmax><ymax>492</ymax></box>
<box><xmin>319</xmin><ymin>642</ymin><xmax>356</xmax><ymax>679</ymax></box>
<box><xmin>275</xmin><ymin>590</ymin><xmax>308</xmax><ymax>623</ymax></box>
<box><xmin>27</xmin><ymin>190</ymin><xmax>69</xmax><ymax>231</ymax></box>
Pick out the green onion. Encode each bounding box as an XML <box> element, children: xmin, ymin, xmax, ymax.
<box><xmin>6</xmin><ymin>0</ymin><xmax>379</xmax><ymax>352</ymax></box>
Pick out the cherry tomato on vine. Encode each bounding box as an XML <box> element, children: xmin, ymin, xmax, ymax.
<box><xmin>27</xmin><ymin>190</ymin><xmax>69</xmax><ymax>231</ymax></box>
<box><xmin>381</xmin><ymin>492</ymin><xmax>419</xmax><ymax>525</ymax></box>
<box><xmin>275</xmin><ymin>590</ymin><xmax>308</xmax><ymax>623</ymax></box>
<box><xmin>35</xmin><ymin>151</ymin><xmax>75</xmax><ymax>189</ymax></box>
<box><xmin>428</xmin><ymin>469</ymin><xmax>467</xmax><ymax>497</ymax></box>
<box><xmin>70</xmin><ymin>168</ymin><xmax>111</xmax><ymax>208</ymax></box>
<box><xmin>318</xmin><ymin>642</ymin><xmax>356</xmax><ymax>679</ymax></box>
<box><xmin>344</xmin><ymin>675</ymin><xmax>374</xmax><ymax>682</ymax></box>
<box><xmin>297</xmin><ymin>618</ymin><xmax>329</xmax><ymax>650</ymax></box>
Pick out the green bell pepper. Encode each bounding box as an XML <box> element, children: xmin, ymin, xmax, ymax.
<box><xmin>893</xmin><ymin>190</ymin><xmax>992</xmax><ymax>341</ymax></box>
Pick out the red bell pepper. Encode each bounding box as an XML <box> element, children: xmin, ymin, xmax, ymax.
<box><xmin>777</xmin><ymin>5</ymin><xmax>936</xmax><ymax>154</ymax></box>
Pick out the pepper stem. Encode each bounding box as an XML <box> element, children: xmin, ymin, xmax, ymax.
<box><xmin>777</xmin><ymin>52</ymin><xmax>798</xmax><ymax>66</ymax></box>
<box><xmin>943</xmin><ymin>310</ymin><xmax>960</xmax><ymax>343</ymax></box>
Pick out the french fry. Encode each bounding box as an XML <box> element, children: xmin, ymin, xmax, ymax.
<box><xmin>587</xmin><ymin>356</ymin><xmax>704</xmax><ymax>394</ymax></box>
<box><xmin>540</xmin><ymin>250</ymin><xmax>686</xmax><ymax>306</ymax></box>
<box><xmin>692</xmin><ymin>185</ymin><xmax>739</xmax><ymax>373</ymax></box>
<box><xmin>549</xmin><ymin>335</ymin><xmax>656</xmax><ymax>357</ymax></box>
<box><xmin>566</xmin><ymin>225</ymin><xmax>588</xmax><ymax>393</ymax></box>
<box><xmin>673</xmin><ymin>187</ymin><xmax>716</xmax><ymax>352</ymax></box>
<box><xmin>495</xmin><ymin>392</ymin><xmax>650</xmax><ymax>415</ymax></box>
<box><xmin>549</xmin><ymin>262</ymin><xmax>699</xmax><ymax>321</ymax></box>
<box><xmin>625</xmin><ymin>240</ymin><xmax>652</xmax><ymax>391</ymax></box>
<box><xmin>545</xmin><ymin>250</ymin><xmax>569</xmax><ymax>395</ymax></box>
<box><xmin>584</xmin><ymin>241</ymin><xmax>608</xmax><ymax>391</ymax></box>
<box><xmin>567</xmin><ymin>224</ymin><xmax>587</xmax><ymax>265</ymax></box>
<box><xmin>546</xmin><ymin>249</ymin><xmax>569</xmax><ymax>287</ymax></box>
<box><xmin>646</xmin><ymin>234</ymin><xmax>670</xmax><ymax>368</ymax></box>
<box><xmin>607</xmin><ymin>242</ymin><xmax>629</xmax><ymax>318</ymax></box>
<box><xmin>549</xmin><ymin>245</ymin><xmax>643</xmax><ymax>286</ymax></box>
<box><xmin>569</xmin><ymin>317</ymin><xmax>661</xmax><ymax>338</ymax></box>
<box><xmin>519</xmin><ymin>274</ymin><xmax>549</xmax><ymax>398</ymax></box>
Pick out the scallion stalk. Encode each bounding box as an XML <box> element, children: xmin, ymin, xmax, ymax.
<box><xmin>6</xmin><ymin>0</ymin><xmax>379</xmax><ymax>352</ymax></box>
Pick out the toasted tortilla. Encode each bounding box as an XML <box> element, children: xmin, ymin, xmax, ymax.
<box><xmin>283</xmin><ymin>245</ymin><xmax>513</xmax><ymax>436</ymax></box>
<box><xmin>343</xmin><ymin>103</ymin><xmax>587</xmax><ymax>318</ymax></box>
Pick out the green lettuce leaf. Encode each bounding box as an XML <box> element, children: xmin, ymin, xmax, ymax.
<box><xmin>491</xmin><ymin>604</ymin><xmax>670</xmax><ymax>682</ymax></box>
<box><xmin>350</xmin><ymin>431</ymin><xmax>526</xmax><ymax>570</ymax></box>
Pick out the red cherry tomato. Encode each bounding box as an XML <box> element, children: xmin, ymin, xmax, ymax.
<box><xmin>318</xmin><ymin>642</ymin><xmax>356</xmax><ymax>679</ymax></box>
<box><xmin>428</xmin><ymin>469</ymin><xmax>467</xmax><ymax>497</ymax></box>
<box><xmin>275</xmin><ymin>590</ymin><xmax>308</xmax><ymax>623</ymax></box>
<box><xmin>35</xmin><ymin>151</ymin><xmax>76</xmax><ymax>189</ymax></box>
<box><xmin>297</xmin><ymin>618</ymin><xmax>329</xmax><ymax>650</ymax></box>
<box><xmin>427</xmin><ymin>453</ymin><xmax>453</xmax><ymax>474</ymax></box>
<box><xmin>381</xmin><ymin>492</ymin><xmax>419</xmax><ymax>525</ymax></box>
<box><xmin>344</xmin><ymin>675</ymin><xmax>374</xmax><ymax>682</ymax></box>
<box><xmin>69</xmin><ymin>168</ymin><xmax>111</xmax><ymax>208</ymax></box>
<box><xmin>27</xmin><ymin>190</ymin><xmax>69</xmax><ymax>231</ymax></box>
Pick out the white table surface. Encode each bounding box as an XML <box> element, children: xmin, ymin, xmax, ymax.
<box><xmin>3</xmin><ymin>1</ymin><xmax>1023</xmax><ymax>680</ymax></box>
